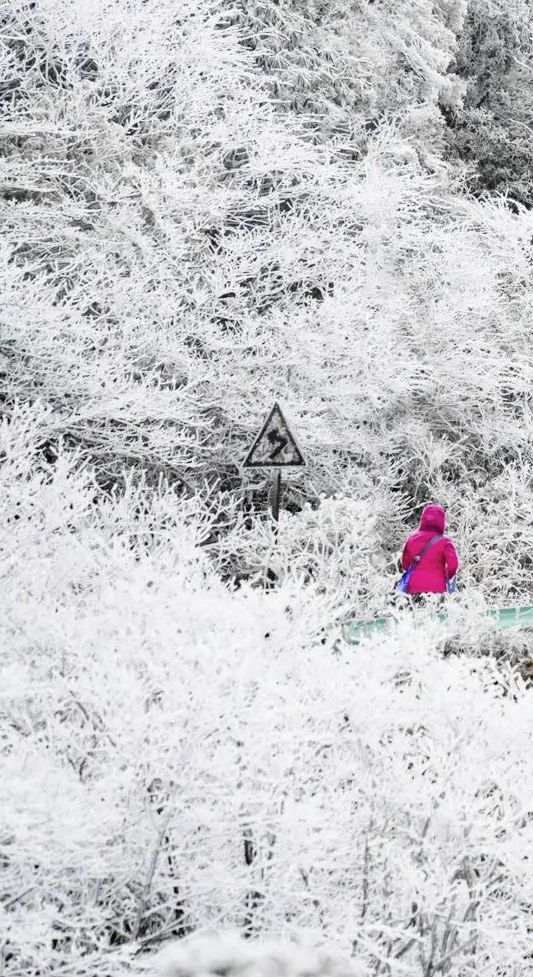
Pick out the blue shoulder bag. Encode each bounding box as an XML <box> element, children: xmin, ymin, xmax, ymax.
<box><xmin>447</xmin><ymin>575</ymin><xmax>456</xmax><ymax>594</ymax></box>
<box><xmin>395</xmin><ymin>535</ymin><xmax>442</xmax><ymax>594</ymax></box>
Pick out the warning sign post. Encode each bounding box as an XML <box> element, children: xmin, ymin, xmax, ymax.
<box><xmin>244</xmin><ymin>403</ymin><xmax>305</xmax><ymax>532</ymax></box>
<box><xmin>243</xmin><ymin>403</ymin><xmax>305</xmax><ymax>469</ymax></box>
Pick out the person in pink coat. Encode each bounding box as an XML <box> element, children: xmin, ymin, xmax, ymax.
<box><xmin>401</xmin><ymin>503</ymin><xmax>459</xmax><ymax>595</ymax></box>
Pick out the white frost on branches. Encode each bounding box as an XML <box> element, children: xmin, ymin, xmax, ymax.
<box><xmin>1</xmin><ymin>1</ymin><xmax>533</xmax><ymax>975</ymax></box>
<box><xmin>1</xmin><ymin>410</ymin><xmax>532</xmax><ymax>976</ymax></box>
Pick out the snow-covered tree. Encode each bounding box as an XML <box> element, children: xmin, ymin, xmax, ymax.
<box><xmin>1</xmin><ymin>410</ymin><xmax>532</xmax><ymax>976</ymax></box>
<box><xmin>2</xmin><ymin>2</ymin><xmax>533</xmax><ymax>975</ymax></box>
<box><xmin>3</xmin><ymin>0</ymin><xmax>533</xmax><ymax>605</ymax></box>
<box><xmin>446</xmin><ymin>0</ymin><xmax>533</xmax><ymax>205</ymax></box>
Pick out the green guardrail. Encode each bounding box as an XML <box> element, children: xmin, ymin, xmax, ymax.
<box><xmin>343</xmin><ymin>605</ymin><xmax>533</xmax><ymax>644</ymax></box>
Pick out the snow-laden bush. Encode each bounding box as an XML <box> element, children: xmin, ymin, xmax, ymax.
<box><xmin>154</xmin><ymin>931</ymin><xmax>366</xmax><ymax>977</ymax></box>
<box><xmin>1</xmin><ymin>410</ymin><xmax>532</xmax><ymax>977</ymax></box>
<box><xmin>2</xmin><ymin>0</ymin><xmax>533</xmax><ymax>606</ymax></box>
<box><xmin>2</xmin><ymin>2</ymin><xmax>533</xmax><ymax>975</ymax></box>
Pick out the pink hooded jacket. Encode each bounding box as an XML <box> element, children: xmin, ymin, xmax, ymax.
<box><xmin>401</xmin><ymin>504</ymin><xmax>459</xmax><ymax>594</ymax></box>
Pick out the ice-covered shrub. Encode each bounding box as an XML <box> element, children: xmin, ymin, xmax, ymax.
<box><xmin>3</xmin><ymin>0</ymin><xmax>533</xmax><ymax>608</ymax></box>
<box><xmin>154</xmin><ymin>931</ymin><xmax>366</xmax><ymax>977</ymax></box>
<box><xmin>1</xmin><ymin>2</ymin><xmax>533</xmax><ymax>976</ymax></box>
<box><xmin>1</xmin><ymin>411</ymin><xmax>532</xmax><ymax>976</ymax></box>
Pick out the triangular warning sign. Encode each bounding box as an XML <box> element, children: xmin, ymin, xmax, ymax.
<box><xmin>244</xmin><ymin>403</ymin><xmax>305</xmax><ymax>468</ymax></box>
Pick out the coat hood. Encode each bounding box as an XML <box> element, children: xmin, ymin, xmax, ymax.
<box><xmin>419</xmin><ymin>503</ymin><xmax>446</xmax><ymax>534</ymax></box>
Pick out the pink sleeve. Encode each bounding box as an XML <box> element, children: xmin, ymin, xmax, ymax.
<box><xmin>401</xmin><ymin>541</ymin><xmax>413</xmax><ymax>571</ymax></box>
<box><xmin>444</xmin><ymin>539</ymin><xmax>459</xmax><ymax>578</ymax></box>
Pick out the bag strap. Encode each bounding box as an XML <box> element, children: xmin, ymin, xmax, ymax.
<box><xmin>410</xmin><ymin>534</ymin><xmax>442</xmax><ymax>570</ymax></box>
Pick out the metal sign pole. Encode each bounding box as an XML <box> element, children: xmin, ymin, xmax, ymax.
<box><xmin>271</xmin><ymin>469</ymin><xmax>282</xmax><ymax>538</ymax></box>
<box><xmin>243</xmin><ymin>402</ymin><xmax>305</xmax><ymax>579</ymax></box>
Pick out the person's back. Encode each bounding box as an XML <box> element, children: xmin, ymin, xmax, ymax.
<box><xmin>401</xmin><ymin>504</ymin><xmax>459</xmax><ymax>595</ymax></box>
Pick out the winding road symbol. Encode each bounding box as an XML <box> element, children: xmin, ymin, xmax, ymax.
<box><xmin>267</xmin><ymin>429</ymin><xmax>289</xmax><ymax>460</ymax></box>
<box><xmin>243</xmin><ymin>403</ymin><xmax>305</xmax><ymax>469</ymax></box>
